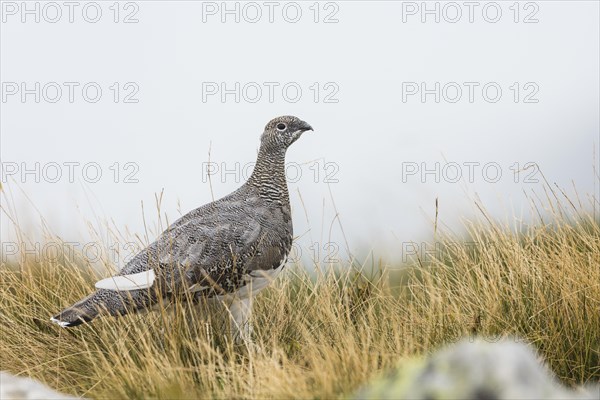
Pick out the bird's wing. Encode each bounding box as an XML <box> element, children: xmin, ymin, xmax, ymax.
<box><xmin>96</xmin><ymin>202</ymin><xmax>270</xmax><ymax>295</ymax></box>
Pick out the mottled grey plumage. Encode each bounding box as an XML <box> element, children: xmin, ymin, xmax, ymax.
<box><xmin>51</xmin><ymin>116</ymin><xmax>313</xmax><ymax>340</ymax></box>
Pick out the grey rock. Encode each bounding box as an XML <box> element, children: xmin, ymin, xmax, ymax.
<box><xmin>355</xmin><ymin>338</ymin><xmax>599</xmax><ymax>400</ymax></box>
<box><xmin>0</xmin><ymin>371</ymin><xmax>78</xmax><ymax>399</ymax></box>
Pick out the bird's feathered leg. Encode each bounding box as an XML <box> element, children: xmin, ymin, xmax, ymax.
<box><xmin>227</xmin><ymin>297</ymin><xmax>253</xmax><ymax>345</ymax></box>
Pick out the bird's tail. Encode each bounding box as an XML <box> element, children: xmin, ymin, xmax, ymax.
<box><xmin>51</xmin><ymin>292</ymin><xmax>102</xmax><ymax>327</ymax></box>
<box><xmin>51</xmin><ymin>288</ymin><xmax>154</xmax><ymax>327</ymax></box>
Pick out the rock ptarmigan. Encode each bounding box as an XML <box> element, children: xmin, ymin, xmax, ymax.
<box><xmin>51</xmin><ymin>116</ymin><xmax>313</xmax><ymax>342</ymax></box>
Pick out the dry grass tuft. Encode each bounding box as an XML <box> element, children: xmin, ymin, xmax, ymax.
<box><xmin>1</xmin><ymin>188</ymin><xmax>599</xmax><ymax>399</ymax></box>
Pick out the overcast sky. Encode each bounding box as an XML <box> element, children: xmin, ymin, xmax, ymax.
<box><xmin>1</xmin><ymin>1</ymin><xmax>598</xmax><ymax>266</ymax></box>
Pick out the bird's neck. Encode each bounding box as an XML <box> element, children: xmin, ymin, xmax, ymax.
<box><xmin>247</xmin><ymin>145</ymin><xmax>289</xmax><ymax>203</ymax></box>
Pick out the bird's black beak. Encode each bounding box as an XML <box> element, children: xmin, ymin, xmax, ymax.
<box><xmin>298</xmin><ymin>121</ymin><xmax>313</xmax><ymax>132</ymax></box>
<box><xmin>289</xmin><ymin>120</ymin><xmax>313</xmax><ymax>146</ymax></box>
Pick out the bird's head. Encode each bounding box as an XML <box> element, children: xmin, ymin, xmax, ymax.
<box><xmin>261</xmin><ymin>116</ymin><xmax>313</xmax><ymax>149</ymax></box>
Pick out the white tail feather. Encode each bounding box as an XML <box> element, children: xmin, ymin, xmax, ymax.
<box><xmin>95</xmin><ymin>269</ymin><xmax>156</xmax><ymax>291</ymax></box>
<box><xmin>50</xmin><ymin>317</ymin><xmax>70</xmax><ymax>328</ymax></box>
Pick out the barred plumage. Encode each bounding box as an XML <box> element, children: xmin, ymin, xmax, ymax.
<box><xmin>51</xmin><ymin>116</ymin><xmax>313</xmax><ymax>342</ymax></box>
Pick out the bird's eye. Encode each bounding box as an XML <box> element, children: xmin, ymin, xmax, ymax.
<box><xmin>276</xmin><ymin>123</ymin><xmax>286</xmax><ymax>131</ymax></box>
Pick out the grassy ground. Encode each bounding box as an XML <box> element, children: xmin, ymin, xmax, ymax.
<box><xmin>1</xmin><ymin>190</ymin><xmax>599</xmax><ymax>399</ymax></box>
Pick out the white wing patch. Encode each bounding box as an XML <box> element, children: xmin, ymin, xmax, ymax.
<box><xmin>95</xmin><ymin>269</ymin><xmax>156</xmax><ymax>291</ymax></box>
